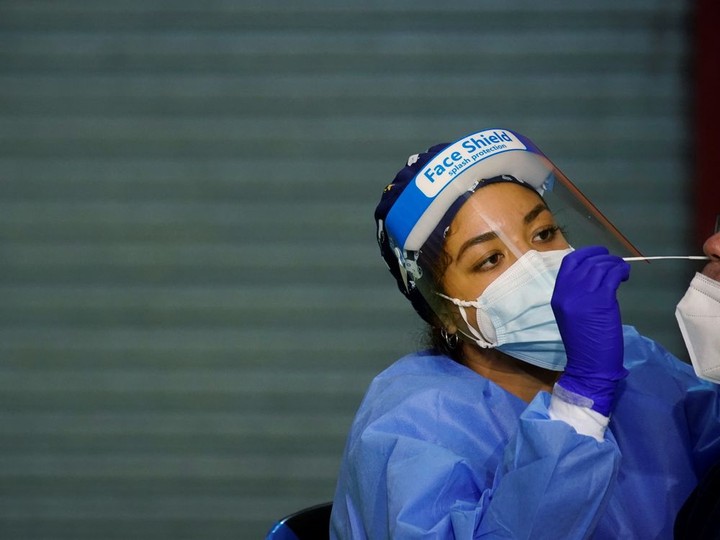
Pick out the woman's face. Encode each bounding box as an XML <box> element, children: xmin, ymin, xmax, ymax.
<box><xmin>440</xmin><ymin>182</ymin><xmax>569</xmax><ymax>300</ymax></box>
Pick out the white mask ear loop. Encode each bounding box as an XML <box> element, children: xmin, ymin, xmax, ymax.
<box><xmin>437</xmin><ymin>293</ymin><xmax>494</xmax><ymax>348</ymax></box>
<box><xmin>457</xmin><ymin>305</ymin><xmax>494</xmax><ymax>348</ymax></box>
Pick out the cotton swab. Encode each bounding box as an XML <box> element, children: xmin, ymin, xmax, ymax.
<box><xmin>622</xmin><ymin>256</ymin><xmax>710</xmax><ymax>262</ymax></box>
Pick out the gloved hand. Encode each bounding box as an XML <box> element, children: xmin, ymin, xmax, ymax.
<box><xmin>551</xmin><ymin>246</ymin><xmax>631</xmax><ymax>417</ymax></box>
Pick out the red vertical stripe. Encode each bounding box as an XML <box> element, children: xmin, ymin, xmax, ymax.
<box><xmin>694</xmin><ymin>0</ymin><xmax>720</xmax><ymax>246</ymax></box>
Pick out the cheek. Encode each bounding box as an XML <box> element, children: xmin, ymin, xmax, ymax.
<box><xmin>457</xmin><ymin>304</ymin><xmax>478</xmax><ymax>326</ymax></box>
<box><xmin>553</xmin><ymin>233</ymin><xmax>570</xmax><ymax>249</ymax></box>
<box><xmin>441</xmin><ymin>267</ymin><xmax>493</xmax><ymax>300</ymax></box>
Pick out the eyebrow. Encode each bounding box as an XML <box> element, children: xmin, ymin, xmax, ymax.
<box><xmin>455</xmin><ymin>202</ymin><xmax>550</xmax><ymax>262</ymax></box>
<box><xmin>524</xmin><ymin>202</ymin><xmax>549</xmax><ymax>225</ymax></box>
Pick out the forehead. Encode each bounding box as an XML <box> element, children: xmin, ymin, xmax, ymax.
<box><xmin>449</xmin><ymin>182</ymin><xmax>547</xmax><ymax>234</ymax></box>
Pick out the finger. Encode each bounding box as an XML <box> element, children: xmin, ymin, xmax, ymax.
<box><xmin>558</xmin><ymin>252</ymin><xmax>617</xmax><ymax>286</ymax></box>
<box><xmin>602</xmin><ymin>260</ymin><xmax>632</xmax><ymax>289</ymax></box>
<box><xmin>583</xmin><ymin>260</ymin><xmax>622</xmax><ymax>291</ymax></box>
<box><xmin>581</xmin><ymin>257</ymin><xmax>631</xmax><ymax>293</ymax></box>
<box><xmin>559</xmin><ymin>245</ymin><xmax>609</xmax><ymax>273</ymax></box>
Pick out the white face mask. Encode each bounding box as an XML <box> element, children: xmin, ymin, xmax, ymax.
<box><xmin>438</xmin><ymin>248</ymin><xmax>572</xmax><ymax>371</ymax></box>
<box><xmin>675</xmin><ymin>272</ymin><xmax>720</xmax><ymax>383</ymax></box>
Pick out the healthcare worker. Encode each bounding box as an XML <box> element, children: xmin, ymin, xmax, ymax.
<box><xmin>674</xmin><ymin>224</ymin><xmax>720</xmax><ymax>539</ymax></box>
<box><xmin>330</xmin><ymin>128</ymin><xmax>720</xmax><ymax>539</ymax></box>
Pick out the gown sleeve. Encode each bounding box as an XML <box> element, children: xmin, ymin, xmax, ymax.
<box><xmin>473</xmin><ymin>394</ymin><xmax>620</xmax><ymax>538</ymax></box>
<box><xmin>654</xmin><ymin>341</ymin><xmax>720</xmax><ymax>475</ymax></box>
<box><xmin>335</xmin><ymin>390</ymin><xmax>621</xmax><ymax>539</ymax></box>
<box><xmin>621</xmin><ymin>327</ymin><xmax>720</xmax><ymax>476</ymax></box>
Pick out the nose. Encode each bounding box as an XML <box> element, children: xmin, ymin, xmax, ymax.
<box><xmin>503</xmin><ymin>238</ymin><xmax>534</xmax><ymax>264</ymax></box>
<box><xmin>703</xmin><ymin>231</ymin><xmax>720</xmax><ymax>261</ymax></box>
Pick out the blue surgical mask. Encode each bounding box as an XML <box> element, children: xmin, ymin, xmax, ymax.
<box><xmin>437</xmin><ymin>248</ymin><xmax>572</xmax><ymax>371</ymax></box>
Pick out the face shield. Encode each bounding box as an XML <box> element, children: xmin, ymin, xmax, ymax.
<box><xmin>380</xmin><ymin>128</ymin><xmax>641</xmax><ymax>369</ymax></box>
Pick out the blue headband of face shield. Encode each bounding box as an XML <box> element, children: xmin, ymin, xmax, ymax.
<box><xmin>384</xmin><ymin>129</ymin><xmax>552</xmax><ymax>258</ymax></box>
<box><xmin>383</xmin><ymin>128</ymin><xmax>641</xmax><ymax>270</ymax></box>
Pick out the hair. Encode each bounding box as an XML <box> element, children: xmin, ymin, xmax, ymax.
<box><xmin>416</xmin><ymin>222</ymin><xmax>466</xmax><ymax>363</ymax></box>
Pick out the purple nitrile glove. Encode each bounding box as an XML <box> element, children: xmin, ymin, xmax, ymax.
<box><xmin>551</xmin><ymin>246</ymin><xmax>631</xmax><ymax>417</ymax></box>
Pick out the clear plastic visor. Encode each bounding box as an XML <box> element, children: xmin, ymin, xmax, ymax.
<box><xmin>382</xmin><ymin>128</ymin><xmax>642</xmax><ymax>336</ymax></box>
<box><xmin>408</xmin><ymin>161</ymin><xmax>642</xmax><ymax>321</ymax></box>
<box><xmin>408</xmin><ymin>167</ymin><xmax>640</xmax><ymax>346</ymax></box>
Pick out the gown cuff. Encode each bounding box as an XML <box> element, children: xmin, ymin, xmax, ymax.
<box><xmin>549</xmin><ymin>384</ymin><xmax>610</xmax><ymax>442</ymax></box>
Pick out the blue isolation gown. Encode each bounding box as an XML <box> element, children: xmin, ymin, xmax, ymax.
<box><xmin>330</xmin><ymin>327</ymin><xmax>720</xmax><ymax>539</ymax></box>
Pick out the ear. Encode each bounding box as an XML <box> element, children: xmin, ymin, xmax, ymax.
<box><xmin>434</xmin><ymin>300</ymin><xmax>460</xmax><ymax>335</ymax></box>
<box><xmin>442</xmin><ymin>319</ymin><xmax>459</xmax><ymax>335</ymax></box>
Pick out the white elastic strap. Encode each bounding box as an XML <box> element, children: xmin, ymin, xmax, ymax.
<box><xmin>548</xmin><ymin>386</ymin><xmax>609</xmax><ymax>442</ymax></box>
<box><xmin>436</xmin><ymin>292</ymin><xmax>477</xmax><ymax>308</ymax></box>
<box><xmin>457</xmin><ymin>305</ymin><xmax>493</xmax><ymax>348</ymax></box>
<box><xmin>436</xmin><ymin>293</ymin><xmax>494</xmax><ymax>348</ymax></box>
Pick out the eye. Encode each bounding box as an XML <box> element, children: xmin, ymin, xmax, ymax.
<box><xmin>472</xmin><ymin>251</ymin><xmax>503</xmax><ymax>272</ymax></box>
<box><xmin>533</xmin><ymin>225</ymin><xmax>560</xmax><ymax>243</ymax></box>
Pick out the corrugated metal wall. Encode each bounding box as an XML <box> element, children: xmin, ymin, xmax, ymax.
<box><xmin>0</xmin><ymin>2</ymin><xmax>693</xmax><ymax>538</ymax></box>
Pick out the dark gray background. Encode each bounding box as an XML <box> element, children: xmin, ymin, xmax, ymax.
<box><xmin>0</xmin><ymin>1</ymin><xmax>696</xmax><ymax>538</ymax></box>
